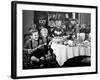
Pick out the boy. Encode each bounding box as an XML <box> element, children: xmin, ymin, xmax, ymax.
<box><xmin>39</xmin><ymin>28</ymin><xmax>59</xmax><ymax>68</ymax></box>
<box><xmin>23</xmin><ymin>29</ymin><xmax>46</xmax><ymax>69</ymax></box>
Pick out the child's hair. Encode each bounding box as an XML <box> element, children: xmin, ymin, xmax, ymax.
<box><xmin>28</xmin><ymin>28</ymin><xmax>38</xmax><ymax>36</ymax></box>
<box><xmin>40</xmin><ymin>28</ymin><xmax>48</xmax><ymax>33</ymax></box>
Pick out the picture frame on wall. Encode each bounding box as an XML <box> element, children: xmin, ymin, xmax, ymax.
<box><xmin>11</xmin><ymin>1</ymin><xmax>98</xmax><ymax>79</ymax></box>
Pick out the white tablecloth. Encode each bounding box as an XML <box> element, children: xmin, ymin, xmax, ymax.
<box><xmin>51</xmin><ymin>43</ymin><xmax>91</xmax><ymax>66</ymax></box>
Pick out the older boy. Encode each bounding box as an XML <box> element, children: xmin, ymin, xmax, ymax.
<box><xmin>23</xmin><ymin>28</ymin><xmax>46</xmax><ymax>69</ymax></box>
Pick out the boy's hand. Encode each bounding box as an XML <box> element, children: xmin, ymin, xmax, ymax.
<box><xmin>40</xmin><ymin>64</ymin><xmax>44</xmax><ymax>67</ymax></box>
<box><xmin>45</xmin><ymin>54</ymin><xmax>48</xmax><ymax>57</ymax></box>
<box><xmin>31</xmin><ymin>56</ymin><xmax>40</xmax><ymax>62</ymax></box>
<box><xmin>27</xmin><ymin>49</ymin><xmax>32</xmax><ymax>54</ymax></box>
<box><xmin>40</xmin><ymin>57</ymin><xmax>45</xmax><ymax>61</ymax></box>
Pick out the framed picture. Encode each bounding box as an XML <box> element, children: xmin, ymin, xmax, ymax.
<box><xmin>11</xmin><ymin>1</ymin><xmax>98</xmax><ymax>79</ymax></box>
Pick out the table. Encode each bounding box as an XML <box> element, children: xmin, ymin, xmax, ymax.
<box><xmin>51</xmin><ymin>42</ymin><xmax>91</xmax><ymax>66</ymax></box>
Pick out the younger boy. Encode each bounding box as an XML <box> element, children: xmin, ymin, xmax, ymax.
<box><xmin>39</xmin><ymin>28</ymin><xmax>59</xmax><ymax>68</ymax></box>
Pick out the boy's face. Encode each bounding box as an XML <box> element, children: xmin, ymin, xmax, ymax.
<box><xmin>56</xmin><ymin>20</ymin><xmax>62</xmax><ymax>27</ymax></box>
<box><xmin>41</xmin><ymin>28</ymin><xmax>48</xmax><ymax>38</ymax></box>
<box><xmin>31</xmin><ymin>32</ymin><xmax>39</xmax><ymax>40</ymax></box>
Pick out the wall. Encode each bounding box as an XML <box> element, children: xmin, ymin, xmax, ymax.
<box><xmin>80</xmin><ymin>13</ymin><xmax>91</xmax><ymax>25</ymax></box>
<box><xmin>23</xmin><ymin>10</ymin><xmax>34</xmax><ymax>34</ymax></box>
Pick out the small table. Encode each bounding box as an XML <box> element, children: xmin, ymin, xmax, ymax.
<box><xmin>51</xmin><ymin>42</ymin><xmax>91</xmax><ymax>66</ymax></box>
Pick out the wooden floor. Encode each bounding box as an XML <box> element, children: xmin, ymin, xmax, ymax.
<box><xmin>62</xmin><ymin>56</ymin><xmax>91</xmax><ymax>67</ymax></box>
<box><xmin>23</xmin><ymin>56</ymin><xmax>91</xmax><ymax>69</ymax></box>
